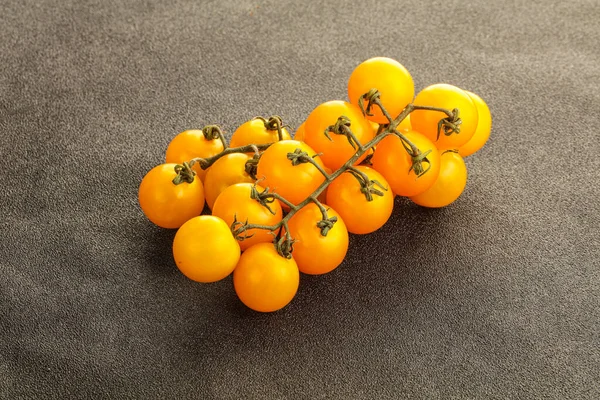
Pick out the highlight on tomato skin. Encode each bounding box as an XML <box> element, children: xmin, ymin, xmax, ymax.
<box><xmin>409</xmin><ymin>151</ymin><xmax>468</xmax><ymax>208</ymax></box>
<box><xmin>172</xmin><ymin>215</ymin><xmax>241</xmax><ymax>283</ymax></box>
<box><xmin>138</xmin><ymin>163</ymin><xmax>205</xmax><ymax>229</ymax></box>
<box><xmin>233</xmin><ymin>242</ymin><xmax>300</xmax><ymax>313</ymax></box>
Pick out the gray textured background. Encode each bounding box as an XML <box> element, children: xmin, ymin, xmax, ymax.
<box><xmin>1</xmin><ymin>0</ymin><xmax>599</xmax><ymax>398</ymax></box>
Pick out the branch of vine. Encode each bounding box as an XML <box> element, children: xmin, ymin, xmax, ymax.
<box><xmin>178</xmin><ymin>89</ymin><xmax>462</xmax><ymax>257</ymax></box>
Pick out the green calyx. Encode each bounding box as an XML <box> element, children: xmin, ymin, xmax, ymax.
<box><xmin>358</xmin><ymin>88</ymin><xmax>380</xmax><ymax>117</ymax></box>
<box><xmin>324</xmin><ymin>115</ymin><xmax>358</xmax><ymax>150</ymax></box>
<box><xmin>250</xmin><ymin>185</ymin><xmax>277</xmax><ymax>215</ymax></box>
<box><xmin>245</xmin><ymin>156</ymin><xmax>260</xmax><ymax>180</ymax></box>
<box><xmin>172</xmin><ymin>162</ymin><xmax>196</xmax><ymax>185</ymax></box>
<box><xmin>286</xmin><ymin>148</ymin><xmax>314</xmax><ymax>165</ymax></box>
<box><xmin>436</xmin><ymin>108</ymin><xmax>462</xmax><ymax>140</ymax></box>
<box><xmin>254</xmin><ymin>115</ymin><xmax>288</xmax><ymax>141</ymax></box>
<box><xmin>347</xmin><ymin>167</ymin><xmax>388</xmax><ymax>202</ymax></box>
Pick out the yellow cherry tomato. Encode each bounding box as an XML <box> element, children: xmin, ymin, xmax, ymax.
<box><xmin>410</xmin><ymin>83</ymin><xmax>479</xmax><ymax>151</ymax></box>
<box><xmin>203</xmin><ymin>153</ymin><xmax>255</xmax><ymax>209</ymax></box>
<box><xmin>371</xmin><ymin>130</ymin><xmax>440</xmax><ymax>197</ymax></box>
<box><xmin>287</xmin><ymin>203</ymin><xmax>348</xmax><ymax>275</ymax></box>
<box><xmin>172</xmin><ymin>215</ymin><xmax>241</xmax><ymax>283</ymax></box>
<box><xmin>229</xmin><ymin>117</ymin><xmax>291</xmax><ymax>147</ymax></box>
<box><xmin>326</xmin><ymin>166</ymin><xmax>394</xmax><ymax>234</ymax></box>
<box><xmin>256</xmin><ymin>140</ymin><xmax>326</xmax><ymax>207</ymax></box>
<box><xmin>212</xmin><ymin>183</ymin><xmax>283</xmax><ymax>251</ymax></box>
<box><xmin>138</xmin><ymin>163</ymin><xmax>205</xmax><ymax>229</ymax></box>
<box><xmin>410</xmin><ymin>151</ymin><xmax>468</xmax><ymax>208</ymax></box>
<box><xmin>303</xmin><ymin>100</ymin><xmax>375</xmax><ymax>170</ymax></box>
<box><xmin>233</xmin><ymin>243</ymin><xmax>300</xmax><ymax>312</ymax></box>
<box><xmin>165</xmin><ymin>129</ymin><xmax>224</xmax><ymax>181</ymax></box>
<box><xmin>348</xmin><ymin>57</ymin><xmax>415</xmax><ymax>124</ymax></box>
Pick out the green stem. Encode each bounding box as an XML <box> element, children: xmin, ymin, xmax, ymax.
<box><xmin>254</xmin><ymin>115</ymin><xmax>288</xmax><ymax>142</ymax></box>
<box><xmin>202</xmin><ymin>125</ymin><xmax>229</xmax><ymax>150</ymax></box>
<box><xmin>304</xmin><ymin>156</ymin><xmax>330</xmax><ymax>178</ymax></box>
<box><xmin>346</xmin><ymin>165</ymin><xmax>370</xmax><ymax>183</ymax></box>
<box><xmin>172</xmin><ymin>162</ymin><xmax>196</xmax><ymax>185</ymax></box>
<box><xmin>410</xmin><ymin>104</ymin><xmax>455</xmax><ymax>119</ymax></box>
<box><xmin>263</xmin><ymin>191</ymin><xmax>298</xmax><ymax>211</ymax></box>
<box><xmin>392</xmin><ymin>128</ymin><xmax>419</xmax><ymax>156</ymax></box>
<box><xmin>190</xmin><ymin>143</ymin><xmax>272</xmax><ymax>170</ymax></box>
<box><xmin>310</xmin><ymin>196</ymin><xmax>329</xmax><ymax>220</ymax></box>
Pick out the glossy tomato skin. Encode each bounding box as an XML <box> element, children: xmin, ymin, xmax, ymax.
<box><xmin>410</xmin><ymin>84</ymin><xmax>478</xmax><ymax>151</ymax></box>
<box><xmin>347</xmin><ymin>57</ymin><xmax>415</xmax><ymax>124</ymax></box>
<box><xmin>172</xmin><ymin>215</ymin><xmax>241</xmax><ymax>282</ymax></box>
<box><xmin>203</xmin><ymin>153</ymin><xmax>255</xmax><ymax>209</ymax></box>
<box><xmin>229</xmin><ymin>118</ymin><xmax>291</xmax><ymax>147</ymax></box>
<box><xmin>212</xmin><ymin>183</ymin><xmax>283</xmax><ymax>251</ymax></box>
<box><xmin>256</xmin><ymin>140</ymin><xmax>326</xmax><ymax>206</ymax></box>
<box><xmin>138</xmin><ymin>163</ymin><xmax>205</xmax><ymax>229</ymax></box>
<box><xmin>287</xmin><ymin>203</ymin><xmax>349</xmax><ymax>275</ymax></box>
<box><xmin>303</xmin><ymin>100</ymin><xmax>375</xmax><ymax>170</ymax></box>
<box><xmin>397</xmin><ymin>114</ymin><xmax>412</xmax><ymax>133</ymax></box>
<box><xmin>371</xmin><ymin>130</ymin><xmax>440</xmax><ymax>197</ymax></box>
<box><xmin>294</xmin><ymin>121</ymin><xmax>306</xmax><ymax>142</ymax></box>
<box><xmin>325</xmin><ymin>166</ymin><xmax>394</xmax><ymax>235</ymax></box>
<box><xmin>458</xmin><ymin>91</ymin><xmax>492</xmax><ymax>157</ymax></box>
<box><xmin>233</xmin><ymin>242</ymin><xmax>300</xmax><ymax>312</ymax></box>
<box><xmin>410</xmin><ymin>151</ymin><xmax>468</xmax><ymax>208</ymax></box>
<box><xmin>166</xmin><ymin>129</ymin><xmax>224</xmax><ymax>181</ymax></box>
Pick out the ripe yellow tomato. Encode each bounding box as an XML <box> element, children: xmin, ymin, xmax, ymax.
<box><xmin>326</xmin><ymin>166</ymin><xmax>394</xmax><ymax>234</ymax></box>
<box><xmin>256</xmin><ymin>140</ymin><xmax>326</xmax><ymax>206</ymax></box>
<box><xmin>233</xmin><ymin>242</ymin><xmax>300</xmax><ymax>312</ymax></box>
<box><xmin>165</xmin><ymin>129</ymin><xmax>224</xmax><ymax>181</ymax></box>
<box><xmin>138</xmin><ymin>163</ymin><xmax>205</xmax><ymax>229</ymax></box>
<box><xmin>410</xmin><ymin>83</ymin><xmax>479</xmax><ymax>151</ymax></box>
<box><xmin>229</xmin><ymin>118</ymin><xmax>291</xmax><ymax>147</ymax></box>
<box><xmin>172</xmin><ymin>216</ymin><xmax>240</xmax><ymax>282</ymax></box>
<box><xmin>458</xmin><ymin>91</ymin><xmax>492</xmax><ymax>157</ymax></box>
<box><xmin>410</xmin><ymin>151</ymin><xmax>468</xmax><ymax>208</ymax></box>
<box><xmin>303</xmin><ymin>100</ymin><xmax>375</xmax><ymax>170</ymax></box>
<box><xmin>347</xmin><ymin>57</ymin><xmax>415</xmax><ymax>124</ymax></box>
<box><xmin>371</xmin><ymin>130</ymin><xmax>440</xmax><ymax>197</ymax></box>
<box><xmin>203</xmin><ymin>153</ymin><xmax>255</xmax><ymax>209</ymax></box>
<box><xmin>286</xmin><ymin>203</ymin><xmax>348</xmax><ymax>275</ymax></box>
<box><xmin>212</xmin><ymin>183</ymin><xmax>283</xmax><ymax>251</ymax></box>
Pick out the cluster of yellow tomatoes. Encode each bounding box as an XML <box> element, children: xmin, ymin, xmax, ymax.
<box><xmin>138</xmin><ymin>57</ymin><xmax>492</xmax><ymax>313</ymax></box>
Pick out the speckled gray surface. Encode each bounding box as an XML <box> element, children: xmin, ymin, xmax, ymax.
<box><xmin>1</xmin><ymin>0</ymin><xmax>599</xmax><ymax>398</ymax></box>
